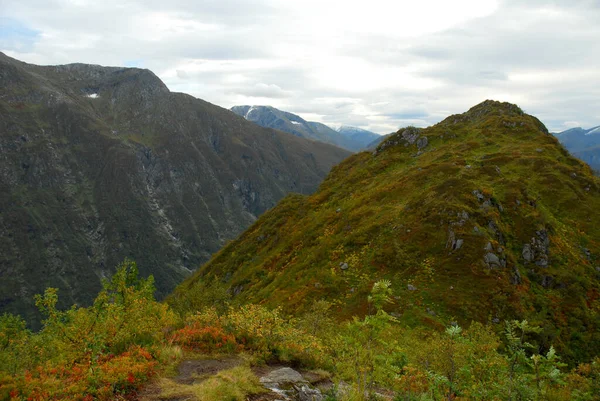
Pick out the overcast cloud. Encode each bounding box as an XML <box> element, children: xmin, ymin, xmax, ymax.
<box><xmin>1</xmin><ymin>0</ymin><xmax>599</xmax><ymax>134</ymax></box>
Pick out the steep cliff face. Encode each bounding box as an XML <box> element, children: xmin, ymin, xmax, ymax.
<box><xmin>0</xmin><ymin>53</ymin><xmax>351</xmax><ymax>325</ymax></box>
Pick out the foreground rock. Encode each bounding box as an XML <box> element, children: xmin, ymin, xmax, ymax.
<box><xmin>260</xmin><ymin>368</ymin><xmax>323</xmax><ymax>401</ymax></box>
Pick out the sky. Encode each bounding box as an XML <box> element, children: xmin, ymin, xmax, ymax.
<box><xmin>1</xmin><ymin>0</ymin><xmax>599</xmax><ymax>135</ymax></box>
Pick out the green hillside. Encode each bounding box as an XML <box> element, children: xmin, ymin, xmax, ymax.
<box><xmin>171</xmin><ymin>100</ymin><xmax>600</xmax><ymax>363</ymax></box>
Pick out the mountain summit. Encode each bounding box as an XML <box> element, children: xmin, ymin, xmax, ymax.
<box><xmin>0</xmin><ymin>53</ymin><xmax>351</xmax><ymax>324</ymax></box>
<box><xmin>173</xmin><ymin>100</ymin><xmax>600</xmax><ymax>361</ymax></box>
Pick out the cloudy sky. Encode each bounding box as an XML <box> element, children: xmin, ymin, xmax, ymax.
<box><xmin>1</xmin><ymin>0</ymin><xmax>599</xmax><ymax>134</ymax></box>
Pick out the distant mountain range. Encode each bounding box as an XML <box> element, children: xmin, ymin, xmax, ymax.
<box><xmin>554</xmin><ymin>126</ymin><xmax>600</xmax><ymax>171</ymax></box>
<box><xmin>0</xmin><ymin>53</ymin><xmax>351</xmax><ymax>325</ymax></box>
<box><xmin>231</xmin><ymin>105</ymin><xmax>381</xmax><ymax>151</ymax></box>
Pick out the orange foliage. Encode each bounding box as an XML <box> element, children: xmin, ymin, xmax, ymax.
<box><xmin>170</xmin><ymin>325</ymin><xmax>239</xmax><ymax>353</ymax></box>
<box><xmin>0</xmin><ymin>345</ymin><xmax>156</xmax><ymax>400</ymax></box>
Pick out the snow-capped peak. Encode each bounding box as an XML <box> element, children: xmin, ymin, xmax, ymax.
<box><xmin>586</xmin><ymin>126</ymin><xmax>600</xmax><ymax>135</ymax></box>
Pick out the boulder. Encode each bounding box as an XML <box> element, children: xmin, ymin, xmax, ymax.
<box><xmin>484</xmin><ymin>252</ymin><xmax>501</xmax><ymax>268</ymax></box>
<box><xmin>260</xmin><ymin>368</ymin><xmax>307</xmax><ymax>388</ymax></box>
<box><xmin>416</xmin><ymin>136</ymin><xmax>428</xmax><ymax>150</ymax></box>
<box><xmin>260</xmin><ymin>368</ymin><xmax>324</xmax><ymax>401</ymax></box>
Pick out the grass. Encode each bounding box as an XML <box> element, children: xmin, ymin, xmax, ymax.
<box><xmin>170</xmin><ymin>100</ymin><xmax>600</xmax><ymax>364</ymax></box>
<box><xmin>156</xmin><ymin>366</ymin><xmax>267</xmax><ymax>401</ymax></box>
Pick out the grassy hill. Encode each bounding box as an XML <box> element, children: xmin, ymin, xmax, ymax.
<box><xmin>172</xmin><ymin>100</ymin><xmax>600</xmax><ymax>363</ymax></box>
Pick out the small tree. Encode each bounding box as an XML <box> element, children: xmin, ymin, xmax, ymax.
<box><xmin>336</xmin><ymin>279</ymin><xmax>396</xmax><ymax>400</ymax></box>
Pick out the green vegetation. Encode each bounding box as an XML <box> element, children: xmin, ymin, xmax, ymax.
<box><xmin>3</xmin><ymin>100</ymin><xmax>600</xmax><ymax>399</ymax></box>
<box><xmin>2</xmin><ymin>268</ymin><xmax>600</xmax><ymax>400</ymax></box>
<box><xmin>171</xmin><ymin>100</ymin><xmax>600</xmax><ymax>364</ymax></box>
<box><xmin>154</xmin><ymin>366</ymin><xmax>267</xmax><ymax>401</ymax></box>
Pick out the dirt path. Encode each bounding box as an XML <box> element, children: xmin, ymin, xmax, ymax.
<box><xmin>137</xmin><ymin>356</ymin><xmax>242</xmax><ymax>401</ymax></box>
<box><xmin>136</xmin><ymin>357</ymin><xmax>332</xmax><ymax>401</ymax></box>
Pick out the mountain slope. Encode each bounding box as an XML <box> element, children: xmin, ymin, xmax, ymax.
<box><xmin>366</xmin><ymin>133</ymin><xmax>392</xmax><ymax>149</ymax></box>
<box><xmin>555</xmin><ymin>126</ymin><xmax>600</xmax><ymax>171</ymax></box>
<box><xmin>173</xmin><ymin>100</ymin><xmax>600</xmax><ymax>362</ymax></box>
<box><xmin>230</xmin><ymin>105</ymin><xmax>379</xmax><ymax>151</ymax></box>
<box><xmin>0</xmin><ymin>53</ymin><xmax>351</xmax><ymax>324</ymax></box>
<box><xmin>335</xmin><ymin>125</ymin><xmax>381</xmax><ymax>149</ymax></box>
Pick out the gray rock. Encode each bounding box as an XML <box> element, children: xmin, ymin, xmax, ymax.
<box><xmin>485</xmin><ymin>252</ymin><xmax>501</xmax><ymax>268</ymax></box>
<box><xmin>401</xmin><ymin>127</ymin><xmax>421</xmax><ymax>145</ymax></box>
<box><xmin>454</xmin><ymin>239</ymin><xmax>464</xmax><ymax>250</ymax></box>
<box><xmin>416</xmin><ymin>136</ymin><xmax>428</xmax><ymax>150</ymax></box>
<box><xmin>233</xmin><ymin>284</ymin><xmax>244</xmax><ymax>296</ymax></box>
<box><xmin>336</xmin><ymin>208</ymin><xmax>341</xmax><ymax>213</ymax></box>
<box><xmin>339</xmin><ymin>262</ymin><xmax>349</xmax><ymax>270</ymax></box>
<box><xmin>492</xmin><ymin>317</ymin><xmax>500</xmax><ymax>324</ymax></box>
<box><xmin>260</xmin><ymin>368</ymin><xmax>307</xmax><ymax>388</ymax></box>
<box><xmin>522</xmin><ymin>244</ymin><xmax>534</xmax><ymax>262</ymax></box>
<box><xmin>407</xmin><ymin>284</ymin><xmax>417</xmax><ymax>291</ymax></box>
<box><xmin>522</xmin><ymin>230</ymin><xmax>550</xmax><ymax>267</ymax></box>
<box><xmin>541</xmin><ymin>275</ymin><xmax>553</xmax><ymax>288</ymax></box>
<box><xmin>298</xmin><ymin>385</ymin><xmax>323</xmax><ymax>401</ymax></box>
<box><xmin>484</xmin><ymin>242</ymin><xmax>493</xmax><ymax>251</ymax></box>
<box><xmin>488</xmin><ymin>220</ymin><xmax>505</xmax><ymax>245</ymax></box>
<box><xmin>426</xmin><ymin>308</ymin><xmax>436</xmax><ymax>316</ymax></box>
<box><xmin>495</xmin><ymin>165</ymin><xmax>501</xmax><ymax>174</ymax></box>
<box><xmin>472</xmin><ymin>190</ymin><xmax>485</xmax><ymax>202</ymax></box>
<box><xmin>511</xmin><ymin>267</ymin><xmax>522</xmax><ymax>285</ymax></box>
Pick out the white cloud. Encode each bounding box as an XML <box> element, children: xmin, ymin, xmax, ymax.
<box><xmin>1</xmin><ymin>0</ymin><xmax>599</xmax><ymax>134</ymax></box>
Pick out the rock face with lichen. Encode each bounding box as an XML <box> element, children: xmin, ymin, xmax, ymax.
<box><xmin>173</xmin><ymin>100</ymin><xmax>600</xmax><ymax>362</ymax></box>
<box><xmin>0</xmin><ymin>52</ymin><xmax>351</xmax><ymax>326</ymax></box>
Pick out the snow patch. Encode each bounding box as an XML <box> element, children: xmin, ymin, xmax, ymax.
<box><xmin>244</xmin><ymin>106</ymin><xmax>256</xmax><ymax>119</ymax></box>
<box><xmin>86</xmin><ymin>93</ymin><xmax>99</xmax><ymax>99</ymax></box>
<box><xmin>291</xmin><ymin>121</ymin><xmax>303</xmax><ymax>125</ymax></box>
<box><xmin>586</xmin><ymin>126</ymin><xmax>600</xmax><ymax>135</ymax></box>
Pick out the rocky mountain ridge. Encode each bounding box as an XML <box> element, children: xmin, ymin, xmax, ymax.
<box><xmin>173</xmin><ymin>100</ymin><xmax>600</xmax><ymax>362</ymax></box>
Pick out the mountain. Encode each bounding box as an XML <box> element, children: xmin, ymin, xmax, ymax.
<box><xmin>172</xmin><ymin>100</ymin><xmax>600</xmax><ymax>362</ymax></box>
<box><xmin>0</xmin><ymin>53</ymin><xmax>351</xmax><ymax>325</ymax></box>
<box><xmin>230</xmin><ymin>105</ymin><xmax>380</xmax><ymax>151</ymax></box>
<box><xmin>335</xmin><ymin>125</ymin><xmax>381</xmax><ymax>149</ymax></box>
<box><xmin>366</xmin><ymin>133</ymin><xmax>392</xmax><ymax>149</ymax></box>
<box><xmin>555</xmin><ymin>126</ymin><xmax>600</xmax><ymax>171</ymax></box>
